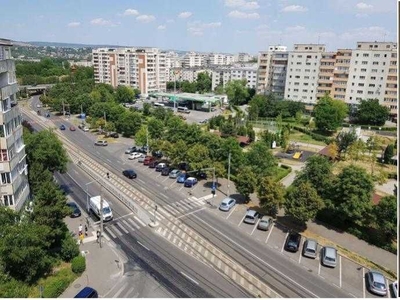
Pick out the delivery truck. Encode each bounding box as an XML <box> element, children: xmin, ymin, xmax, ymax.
<box><xmin>89</xmin><ymin>196</ymin><xmax>113</xmax><ymax>221</ymax></box>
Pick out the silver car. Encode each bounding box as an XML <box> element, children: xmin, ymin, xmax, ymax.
<box><xmin>302</xmin><ymin>239</ymin><xmax>318</xmax><ymax>259</ymax></box>
<box><xmin>257</xmin><ymin>216</ymin><xmax>272</xmax><ymax>231</ymax></box>
<box><xmin>219</xmin><ymin>197</ymin><xmax>236</xmax><ymax>211</ymax></box>
<box><xmin>366</xmin><ymin>271</ymin><xmax>387</xmax><ymax>296</ymax></box>
<box><xmin>321</xmin><ymin>246</ymin><xmax>337</xmax><ymax>268</ymax></box>
<box><xmin>243</xmin><ymin>210</ymin><xmax>259</xmax><ymax>224</ymax></box>
<box><xmin>169</xmin><ymin>169</ymin><xmax>181</xmax><ymax>178</ymax></box>
<box><xmin>137</xmin><ymin>154</ymin><xmax>146</xmax><ymax>163</ymax></box>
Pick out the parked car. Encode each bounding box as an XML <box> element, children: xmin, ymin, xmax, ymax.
<box><xmin>137</xmin><ymin>146</ymin><xmax>148</xmax><ymax>154</ymax></box>
<box><xmin>106</xmin><ymin>132</ymin><xmax>119</xmax><ymax>138</ymax></box>
<box><xmin>122</xmin><ymin>169</ymin><xmax>137</xmax><ymax>179</ymax></box>
<box><xmin>257</xmin><ymin>216</ymin><xmax>273</xmax><ymax>231</ymax></box>
<box><xmin>390</xmin><ymin>281</ymin><xmax>398</xmax><ymax>298</ymax></box>
<box><xmin>156</xmin><ymin>163</ymin><xmax>167</xmax><ymax>172</ymax></box>
<box><xmin>128</xmin><ymin>152</ymin><xmax>141</xmax><ymax>160</ymax></box>
<box><xmin>177</xmin><ymin>173</ymin><xmax>189</xmax><ymax>183</ymax></box>
<box><xmin>94</xmin><ymin>140</ymin><xmax>108</xmax><ymax>146</ymax></box>
<box><xmin>148</xmin><ymin>160</ymin><xmax>159</xmax><ymax>168</ymax></box>
<box><xmin>184</xmin><ymin>177</ymin><xmax>198</xmax><ymax>187</ymax></box>
<box><xmin>169</xmin><ymin>169</ymin><xmax>181</xmax><ymax>178</ymax></box>
<box><xmin>243</xmin><ymin>210</ymin><xmax>259</xmax><ymax>224</ymax></box>
<box><xmin>366</xmin><ymin>271</ymin><xmax>388</xmax><ymax>296</ymax></box>
<box><xmin>152</xmin><ymin>150</ymin><xmax>163</xmax><ymax>158</ymax></box>
<box><xmin>60</xmin><ymin>124</ymin><xmax>66</xmax><ymax>130</ymax></box>
<box><xmin>137</xmin><ymin>154</ymin><xmax>146</xmax><ymax>163</ymax></box>
<box><xmin>74</xmin><ymin>286</ymin><xmax>98</xmax><ymax>298</ymax></box>
<box><xmin>125</xmin><ymin>146</ymin><xmax>137</xmax><ymax>154</ymax></box>
<box><xmin>178</xmin><ymin>162</ymin><xmax>190</xmax><ymax>171</ymax></box>
<box><xmin>36</xmin><ymin>103</ymin><xmax>42</xmax><ymax>108</ymax></box>
<box><xmin>321</xmin><ymin>246</ymin><xmax>337</xmax><ymax>268</ymax></box>
<box><xmin>284</xmin><ymin>232</ymin><xmax>302</xmax><ymax>252</ymax></box>
<box><xmin>69</xmin><ymin>126</ymin><xmax>76</xmax><ymax>131</ymax></box>
<box><xmin>143</xmin><ymin>156</ymin><xmax>155</xmax><ymax>165</ymax></box>
<box><xmin>83</xmin><ymin>126</ymin><xmax>90</xmax><ymax>132</ymax></box>
<box><xmin>196</xmin><ymin>171</ymin><xmax>207</xmax><ymax>180</ymax></box>
<box><xmin>219</xmin><ymin>197</ymin><xmax>236</xmax><ymax>212</ymax></box>
<box><xmin>66</xmin><ymin>201</ymin><xmax>81</xmax><ymax>218</ymax></box>
<box><xmin>161</xmin><ymin>167</ymin><xmax>171</xmax><ymax>176</ymax></box>
<box><xmin>302</xmin><ymin>239</ymin><xmax>318</xmax><ymax>259</ymax></box>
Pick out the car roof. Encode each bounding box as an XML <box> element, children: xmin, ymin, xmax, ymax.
<box><xmin>125</xmin><ymin>169</ymin><xmax>135</xmax><ymax>173</ymax></box>
<box><xmin>67</xmin><ymin>202</ymin><xmax>77</xmax><ymax>207</ymax></box>
<box><xmin>246</xmin><ymin>210</ymin><xmax>257</xmax><ymax>217</ymax></box>
<box><xmin>260</xmin><ymin>215</ymin><xmax>271</xmax><ymax>221</ymax></box>
<box><xmin>370</xmin><ymin>271</ymin><xmax>385</xmax><ymax>283</ymax></box>
<box><xmin>324</xmin><ymin>246</ymin><xmax>337</xmax><ymax>257</ymax></box>
<box><xmin>187</xmin><ymin>177</ymin><xmax>196</xmax><ymax>180</ymax></box>
<box><xmin>221</xmin><ymin>197</ymin><xmax>234</xmax><ymax>203</ymax></box>
<box><xmin>305</xmin><ymin>239</ymin><xmax>317</xmax><ymax>247</ymax></box>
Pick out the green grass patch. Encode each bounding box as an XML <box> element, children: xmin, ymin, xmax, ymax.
<box><xmin>289</xmin><ymin>130</ymin><xmax>328</xmax><ymax>146</ymax></box>
<box><xmin>274</xmin><ymin>165</ymin><xmax>292</xmax><ymax>181</ymax></box>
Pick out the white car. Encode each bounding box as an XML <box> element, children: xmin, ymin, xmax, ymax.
<box><xmin>83</xmin><ymin>126</ymin><xmax>89</xmax><ymax>132</ymax></box>
<box><xmin>128</xmin><ymin>152</ymin><xmax>141</xmax><ymax>160</ymax></box>
<box><xmin>36</xmin><ymin>103</ymin><xmax>42</xmax><ymax>108</ymax></box>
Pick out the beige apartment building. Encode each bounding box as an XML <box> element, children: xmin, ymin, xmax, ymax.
<box><xmin>92</xmin><ymin>47</ymin><xmax>166</xmax><ymax>96</ymax></box>
<box><xmin>0</xmin><ymin>38</ymin><xmax>30</xmax><ymax>211</ymax></box>
<box><xmin>331</xmin><ymin>49</ymin><xmax>352</xmax><ymax>101</ymax></box>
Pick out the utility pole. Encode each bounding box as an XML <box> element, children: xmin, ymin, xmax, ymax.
<box><xmin>227</xmin><ymin>152</ymin><xmax>231</xmax><ymax>197</ymax></box>
<box><xmin>174</xmin><ymin>71</ymin><xmax>177</xmax><ymax>112</ymax></box>
<box><xmin>99</xmin><ymin>185</ymin><xmax>103</xmax><ymax>249</ymax></box>
<box><xmin>146</xmin><ymin>126</ymin><xmax>149</xmax><ymax>156</ymax></box>
<box><xmin>103</xmin><ymin>112</ymin><xmax>107</xmax><ymax>125</ymax></box>
<box><xmin>62</xmin><ymin>100</ymin><xmax>65</xmax><ymax>117</ymax></box>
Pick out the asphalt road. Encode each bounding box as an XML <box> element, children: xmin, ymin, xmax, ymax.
<box><xmin>27</xmin><ymin>96</ymin><xmax>360</xmax><ymax>298</ymax></box>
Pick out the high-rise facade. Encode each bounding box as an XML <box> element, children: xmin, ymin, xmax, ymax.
<box><xmin>211</xmin><ymin>64</ymin><xmax>258</xmax><ymax>90</ymax></box>
<box><xmin>92</xmin><ymin>47</ymin><xmax>166</xmax><ymax>95</ymax></box>
<box><xmin>0</xmin><ymin>38</ymin><xmax>30</xmax><ymax>211</ymax></box>
<box><xmin>331</xmin><ymin>49</ymin><xmax>352</xmax><ymax>101</ymax></box>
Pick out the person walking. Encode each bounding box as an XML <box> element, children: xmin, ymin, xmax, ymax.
<box><xmin>79</xmin><ymin>233</ymin><xmax>84</xmax><ymax>245</ymax></box>
<box><xmin>78</xmin><ymin>224</ymin><xmax>83</xmax><ymax>236</ymax></box>
<box><xmin>84</xmin><ymin>224</ymin><xmax>88</xmax><ymax>236</ymax></box>
<box><xmin>96</xmin><ymin>230</ymin><xmax>100</xmax><ymax>243</ymax></box>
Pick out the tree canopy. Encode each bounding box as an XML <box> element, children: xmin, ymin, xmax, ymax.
<box><xmin>225</xmin><ymin>79</ymin><xmax>249</xmax><ymax>105</ymax></box>
<box><xmin>356</xmin><ymin>99</ymin><xmax>390</xmax><ymax>126</ymax></box>
<box><xmin>313</xmin><ymin>95</ymin><xmax>348</xmax><ymax>132</ymax></box>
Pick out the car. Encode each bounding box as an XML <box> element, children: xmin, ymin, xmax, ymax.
<box><xmin>94</xmin><ymin>140</ymin><xmax>108</xmax><ymax>146</ymax></box>
<box><xmin>198</xmin><ymin>119</ymin><xmax>208</xmax><ymax>124</ymax></box>
<box><xmin>122</xmin><ymin>169</ymin><xmax>137</xmax><ymax>179</ymax></box>
<box><xmin>321</xmin><ymin>246</ymin><xmax>337</xmax><ymax>268</ymax></box>
<box><xmin>184</xmin><ymin>177</ymin><xmax>198</xmax><ymax>187</ymax></box>
<box><xmin>302</xmin><ymin>239</ymin><xmax>318</xmax><ymax>259</ymax></box>
<box><xmin>66</xmin><ymin>202</ymin><xmax>81</xmax><ymax>218</ymax></box>
<box><xmin>137</xmin><ymin>146</ymin><xmax>148</xmax><ymax>154</ymax></box>
<box><xmin>366</xmin><ymin>271</ymin><xmax>388</xmax><ymax>296</ymax></box>
<box><xmin>257</xmin><ymin>216</ymin><xmax>273</xmax><ymax>231</ymax></box>
<box><xmin>69</xmin><ymin>126</ymin><xmax>76</xmax><ymax>131</ymax></box>
<box><xmin>156</xmin><ymin>162</ymin><xmax>167</xmax><ymax>172</ymax></box>
<box><xmin>74</xmin><ymin>286</ymin><xmax>98</xmax><ymax>298</ymax></box>
<box><xmin>178</xmin><ymin>162</ymin><xmax>190</xmax><ymax>171</ymax></box>
<box><xmin>106</xmin><ymin>132</ymin><xmax>119</xmax><ymax>138</ymax></box>
<box><xmin>137</xmin><ymin>154</ymin><xmax>146</xmax><ymax>163</ymax></box>
<box><xmin>143</xmin><ymin>156</ymin><xmax>155</xmax><ymax>165</ymax></box>
<box><xmin>148</xmin><ymin>160</ymin><xmax>159</xmax><ymax>168</ymax></box>
<box><xmin>161</xmin><ymin>167</ymin><xmax>171</xmax><ymax>176</ymax></box>
<box><xmin>243</xmin><ymin>210</ymin><xmax>259</xmax><ymax>224</ymax></box>
<box><xmin>128</xmin><ymin>152</ymin><xmax>141</xmax><ymax>160</ymax></box>
<box><xmin>196</xmin><ymin>171</ymin><xmax>207</xmax><ymax>180</ymax></box>
<box><xmin>390</xmin><ymin>281</ymin><xmax>397</xmax><ymax>298</ymax></box>
<box><xmin>169</xmin><ymin>169</ymin><xmax>181</xmax><ymax>178</ymax></box>
<box><xmin>219</xmin><ymin>197</ymin><xmax>236</xmax><ymax>212</ymax></box>
<box><xmin>284</xmin><ymin>232</ymin><xmax>302</xmax><ymax>252</ymax></box>
<box><xmin>45</xmin><ymin>112</ymin><xmax>50</xmax><ymax>118</ymax></box>
<box><xmin>36</xmin><ymin>103</ymin><xmax>42</xmax><ymax>108</ymax></box>
<box><xmin>177</xmin><ymin>173</ymin><xmax>189</xmax><ymax>183</ymax></box>
<box><xmin>152</xmin><ymin>150</ymin><xmax>163</xmax><ymax>158</ymax></box>
<box><xmin>83</xmin><ymin>126</ymin><xmax>90</xmax><ymax>132</ymax></box>
<box><xmin>60</xmin><ymin>124</ymin><xmax>66</xmax><ymax>130</ymax></box>
<box><xmin>125</xmin><ymin>146</ymin><xmax>137</xmax><ymax>154</ymax></box>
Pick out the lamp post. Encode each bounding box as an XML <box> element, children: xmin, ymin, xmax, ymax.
<box><xmin>85</xmin><ymin>177</ymin><xmax>105</xmax><ymax>248</ymax></box>
<box><xmin>227</xmin><ymin>152</ymin><xmax>231</xmax><ymax>197</ymax></box>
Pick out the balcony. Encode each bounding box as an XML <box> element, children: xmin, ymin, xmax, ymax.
<box><xmin>318</xmin><ymin>79</ymin><xmax>333</xmax><ymax>84</ymax></box>
<box><xmin>1</xmin><ymin>83</ymin><xmax>18</xmax><ymax>100</ymax></box>
<box><xmin>0</xmin><ymin>59</ymin><xmax>14</xmax><ymax>74</ymax></box>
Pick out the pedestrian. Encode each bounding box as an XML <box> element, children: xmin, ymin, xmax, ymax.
<box><xmin>96</xmin><ymin>230</ymin><xmax>100</xmax><ymax>243</ymax></box>
<box><xmin>78</xmin><ymin>224</ymin><xmax>83</xmax><ymax>236</ymax></box>
<box><xmin>85</xmin><ymin>224</ymin><xmax>88</xmax><ymax>236</ymax></box>
<box><xmin>79</xmin><ymin>233</ymin><xmax>84</xmax><ymax>245</ymax></box>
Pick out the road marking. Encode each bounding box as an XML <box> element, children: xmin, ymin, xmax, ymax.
<box><xmin>180</xmin><ymin>272</ymin><xmax>199</xmax><ymax>285</ymax></box>
<box><xmin>111</xmin><ymin>212</ymin><xmax>133</xmax><ymax>222</ymax></box>
<box><xmin>226</xmin><ymin>205</ymin><xmax>237</xmax><ymax>219</ymax></box>
<box><xmin>162</xmin><ymin>177</ymin><xmax>169</xmax><ymax>182</ymax></box>
<box><xmin>178</xmin><ymin>185</ymin><xmax>184</xmax><ymax>191</ymax></box>
<box><xmin>265</xmin><ymin>223</ymin><xmax>275</xmax><ymax>243</ymax></box>
<box><xmin>281</xmin><ymin>232</ymin><xmax>289</xmax><ymax>253</ymax></box>
<box><xmin>111</xmin><ymin>224</ymin><xmax>123</xmax><ymax>236</ymax></box>
<box><xmin>127</xmin><ymin>218</ymin><xmax>141</xmax><ymax>229</ymax></box>
<box><xmin>318</xmin><ymin>262</ymin><xmax>321</xmax><ymax>276</ymax></box>
<box><xmin>160</xmin><ymin>193</ymin><xmax>169</xmax><ymax>199</ymax></box>
<box><xmin>163</xmin><ymin>205</ymin><xmax>179</xmax><ymax>215</ymax></box>
<box><xmin>104</xmin><ymin>227</ymin><xmax>117</xmax><ymax>239</ymax></box>
<box><xmin>121</xmin><ymin>219</ymin><xmax>135</xmax><ymax>232</ymax></box>
<box><xmin>133</xmin><ymin>216</ymin><xmax>146</xmax><ymax>227</ymax></box>
<box><xmin>125</xmin><ymin>286</ymin><xmax>135</xmax><ymax>297</ymax></box>
<box><xmin>237</xmin><ymin>213</ymin><xmax>246</xmax><ymax>226</ymax></box>
<box><xmin>138</xmin><ymin>178</ymin><xmax>145</xmax><ymax>184</ymax></box>
<box><xmin>137</xmin><ymin>241</ymin><xmax>150</xmax><ymax>251</ymax></box>
<box><xmin>339</xmin><ymin>255</ymin><xmax>342</xmax><ymax>288</ymax></box>
<box><xmin>177</xmin><ymin>207</ymin><xmax>205</xmax><ymax>219</ymax></box>
<box><xmin>117</xmin><ymin>223</ymin><xmax>129</xmax><ymax>234</ymax></box>
<box><xmin>169</xmin><ymin>181</ymin><xmax>176</xmax><ymax>187</ymax></box>
<box><xmin>192</xmin><ymin>214</ymin><xmax>318</xmax><ymax>298</ymax></box>
<box><xmin>386</xmin><ymin>279</ymin><xmax>389</xmax><ymax>298</ymax></box>
<box><xmin>348</xmin><ymin>292</ymin><xmax>357</xmax><ymax>298</ymax></box>
<box><xmin>113</xmin><ymin>281</ymin><xmax>130</xmax><ymax>298</ymax></box>
<box><xmin>157</xmin><ymin>207</ymin><xmax>172</xmax><ymax>217</ymax></box>
<box><xmin>167</xmin><ymin>231</ymin><xmax>173</xmax><ymax>240</ymax></box>
<box><xmin>106</xmin><ymin>159</ymin><xmax>112</xmax><ymax>163</ymax></box>
<box><xmin>362</xmin><ymin>267</ymin><xmax>365</xmax><ymax>298</ymax></box>
<box><xmin>250</xmin><ymin>220</ymin><xmax>259</xmax><ymax>236</ymax></box>
<box><xmin>298</xmin><ymin>248</ymin><xmax>302</xmax><ymax>264</ymax></box>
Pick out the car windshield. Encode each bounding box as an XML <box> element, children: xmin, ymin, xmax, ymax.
<box><xmin>325</xmin><ymin>256</ymin><xmax>335</xmax><ymax>262</ymax></box>
<box><xmin>373</xmin><ymin>282</ymin><xmax>386</xmax><ymax>289</ymax></box>
<box><xmin>103</xmin><ymin>207</ymin><xmax>111</xmax><ymax>214</ymax></box>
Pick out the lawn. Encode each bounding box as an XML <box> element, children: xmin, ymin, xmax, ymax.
<box><xmin>289</xmin><ymin>130</ymin><xmax>328</xmax><ymax>146</ymax></box>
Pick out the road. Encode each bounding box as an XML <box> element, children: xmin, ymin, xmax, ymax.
<box><xmin>26</xmin><ymin>95</ymin><xmax>366</xmax><ymax>298</ymax></box>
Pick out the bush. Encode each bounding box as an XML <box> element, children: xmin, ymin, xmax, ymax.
<box><xmin>61</xmin><ymin>234</ymin><xmax>80</xmax><ymax>262</ymax></box>
<box><xmin>274</xmin><ymin>165</ymin><xmax>292</xmax><ymax>181</ymax></box>
<box><xmin>0</xmin><ymin>278</ymin><xmax>30</xmax><ymax>298</ymax></box>
<box><xmin>388</xmin><ymin>172</ymin><xmax>397</xmax><ymax>180</ymax></box>
<box><xmin>42</xmin><ymin>268</ymin><xmax>76</xmax><ymax>298</ymax></box>
<box><xmin>71</xmin><ymin>255</ymin><xmax>86</xmax><ymax>274</ymax></box>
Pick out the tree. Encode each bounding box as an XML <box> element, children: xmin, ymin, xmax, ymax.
<box><xmin>373</xmin><ymin>195</ymin><xmax>397</xmax><ymax>242</ymax></box>
<box><xmin>116</xmin><ymin>111</ymin><xmax>142</xmax><ymax>137</ymax></box>
<box><xmin>147</xmin><ymin>118</ymin><xmax>165</xmax><ymax>140</ymax></box>
<box><xmin>217</xmin><ymin>137</ymin><xmax>245</xmax><ymax>175</ymax></box>
<box><xmin>115</xmin><ymin>85</ymin><xmax>135</xmax><ymax>103</ymax></box>
<box><xmin>232</xmin><ymin>166</ymin><xmax>257</xmax><ymax>201</ymax></box>
<box><xmin>257</xmin><ymin>176</ymin><xmax>285</xmax><ymax>216</ymax></box>
<box><xmin>142</xmin><ymin>103</ymin><xmax>151</xmax><ymax>116</ymax></box>
<box><xmin>332</xmin><ymin>165</ymin><xmax>374</xmax><ymax>227</ymax></box>
<box><xmin>347</xmin><ymin>140</ymin><xmax>366</xmax><ymax>162</ymax></box>
<box><xmin>383</xmin><ymin>144</ymin><xmax>394</xmax><ymax>164</ymax></box>
<box><xmin>245</xmin><ymin>141</ymin><xmax>278</xmax><ymax>177</ymax></box>
<box><xmin>196</xmin><ymin>72</ymin><xmax>212</xmax><ymax>93</ymax></box>
<box><xmin>356</xmin><ymin>99</ymin><xmax>390</xmax><ymax>126</ymax></box>
<box><xmin>284</xmin><ymin>182</ymin><xmax>324</xmax><ymax>224</ymax></box>
<box><xmin>214</xmin><ymin>84</ymin><xmax>224</xmax><ymax>95</ymax></box>
<box><xmin>225</xmin><ymin>79</ymin><xmax>249</xmax><ymax>105</ymax></box>
<box><xmin>220</xmin><ymin>121</ymin><xmax>237</xmax><ymax>137</ymax></box>
<box><xmin>169</xmin><ymin>139</ymin><xmax>188</xmax><ymax>165</ymax></box>
<box><xmin>248</xmin><ymin>94</ymin><xmax>267</xmax><ymax>119</ymax></box>
<box><xmin>186</xmin><ymin>144</ymin><xmax>212</xmax><ymax>171</ymax></box>
<box><xmin>313</xmin><ymin>95</ymin><xmax>348</xmax><ymax>132</ymax></box>
<box><xmin>134</xmin><ymin>125</ymin><xmax>148</xmax><ymax>147</ymax></box>
<box><xmin>335</xmin><ymin>130</ymin><xmax>358</xmax><ymax>159</ymax></box>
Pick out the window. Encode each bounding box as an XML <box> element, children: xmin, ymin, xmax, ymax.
<box><xmin>358</xmin><ymin>83</ymin><xmax>364</xmax><ymax>87</ymax></box>
<box><xmin>369</xmin><ymin>84</ymin><xmax>375</xmax><ymax>87</ymax></box>
<box><xmin>367</xmin><ymin>91</ymin><xmax>374</xmax><ymax>95</ymax></box>
<box><xmin>371</xmin><ymin>76</ymin><xmax>376</xmax><ymax>80</ymax></box>
<box><xmin>361</xmin><ymin>68</ymin><xmax>367</xmax><ymax>72</ymax></box>
<box><xmin>363</xmin><ymin>53</ymin><xmax>369</xmax><ymax>57</ymax></box>
<box><xmin>371</xmin><ymin>69</ymin><xmax>377</xmax><ymax>73</ymax></box>
<box><xmin>362</xmin><ymin>61</ymin><xmax>368</xmax><ymax>65</ymax></box>
<box><xmin>372</xmin><ymin>61</ymin><xmax>378</xmax><ymax>65</ymax></box>
<box><xmin>374</xmin><ymin>54</ymin><xmax>380</xmax><ymax>57</ymax></box>
<box><xmin>1</xmin><ymin>172</ymin><xmax>11</xmax><ymax>184</ymax></box>
<box><xmin>359</xmin><ymin>76</ymin><xmax>365</xmax><ymax>79</ymax></box>
<box><xmin>357</xmin><ymin>90</ymin><xmax>363</xmax><ymax>94</ymax></box>
<box><xmin>0</xmin><ymin>149</ymin><xmax>8</xmax><ymax>162</ymax></box>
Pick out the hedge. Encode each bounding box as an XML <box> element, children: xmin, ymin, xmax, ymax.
<box><xmin>41</xmin><ymin>268</ymin><xmax>76</xmax><ymax>298</ymax></box>
<box><xmin>292</xmin><ymin>126</ymin><xmax>333</xmax><ymax>144</ymax></box>
<box><xmin>71</xmin><ymin>255</ymin><xmax>86</xmax><ymax>274</ymax></box>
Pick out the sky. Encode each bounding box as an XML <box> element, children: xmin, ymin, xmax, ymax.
<box><xmin>0</xmin><ymin>0</ymin><xmax>397</xmax><ymax>54</ymax></box>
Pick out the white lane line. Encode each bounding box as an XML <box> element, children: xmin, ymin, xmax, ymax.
<box><xmin>237</xmin><ymin>213</ymin><xmax>246</xmax><ymax>226</ymax></box>
<box><xmin>160</xmin><ymin>193</ymin><xmax>169</xmax><ymax>199</ymax></box>
<box><xmin>127</xmin><ymin>218</ymin><xmax>141</xmax><ymax>229</ymax></box>
<box><xmin>177</xmin><ymin>199</ymin><xmax>192</xmax><ymax>209</ymax></box>
<box><xmin>106</xmin><ymin>159</ymin><xmax>112</xmax><ymax>163</ymax></box>
<box><xmin>113</xmin><ymin>282</ymin><xmax>130</xmax><ymax>298</ymax></box>
<box><xmin>281</xmin><ymin>232</ymin><xmax>289</xmax><ymax>253</ymax></box>
<box><xmin>339</xmin><ymin>255</ymin><xmax>342</xmax><ymax>288</ymax></box>
<box><xmin>137</xmin><ymin>241</ymin><xmax>150</xmax><ymax>251</ymax></box>
<box><xmin>121</xmin><ymin>219</ymin><xmax>135</xmax><ymax>232</ymax></box>
<box><xmin>133</xmin><ymin>216</ymin><xmax>146</xmax><ymax>227</ymax></box>
<box><xmin>386</xmin><ymin>279</ymin><xmax>390</xmax><ymax>298</ymax></box>
<box><xmin>162</xmin><ymin>177</ymin><xmax>169</xmax><ymax>182</ymax></box>
<box><xmin>163</xmin><ymin>205</ymin><xmax>179</xmax><ymax>215</ymax></box>
<box><xmin>111</xmin><ymin>224</ymin><xmax>123</xmax><ymax>236</ymax></box>
<box><xmin>138</xmin><ymin>178</ymin><xmax>145</xmax><ymax>184</ymax></box>
<box><xmin>124</xmin><ymin>286</ymin><xmax>135</xmax><ymax>298</ymax></box>
<box><xmin>181</xmin><ymin>272</ymin><xmax>199</xmax><ymax>285</ymax></box>
<box><xmin>178</xmin><ymin>185</ymin><xmax>184</xmax><ymax>191</ymax></box>
<box><xmin>250</xmin><ymin>220</ymin><xmax>259</xmax><ymax>236</ymax></box>
<box><xmin>226</xmin><ymin>205</ymin><xmax>237</xmax><ymax>219</ymax></box>
<box><xmin>158</xmin><ymin>207</ymin><xmax>172</xmax><ymax>217</ymax></box>
<box><xmin>298</xmin><ymin>247</ymin><xmax>302</xmax><ymax>264</ymax></box>
<box><xmin>173</xmin><ymin>203</ymin><xmax>187</xmax><ymax>212</ymax></box>
<box><xmin>117</xmin><ymin>223</ymin><xmax>129</xmax><ymax>234</ymax></box>
<box><xmin>192</xmin><ymin>214</ymin><xmax>318</xmax><ymax>298</ymax></box>
<box><xmin>177</xmin><ymin>207</ymin><xmax>205</xmax><ymax>219</ymax></box>
<box><xmin>105</xmin><ymin>227</ymin><xmax>117</xmax><ymax>239</ymax></box>
<box><xmin>362</xmin><ymin>267</ymin><xmax>365</xmax><ymax>298</ymax></box>
<box><xmin>318</xmin><ymin>262</ymin><xmax>321</xmax><ymax>276</ymax></box>
<box><xmin>265</xmin><ymin>224</ymin><xmax>275</xmax><ymax>243</ymax></box>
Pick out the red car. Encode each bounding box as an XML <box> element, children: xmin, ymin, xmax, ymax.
<box><xmin>69</xmin><ymin>126</ymin><xmax>76</xmax><ymax>131</ymax></box>
<box><xmin>143</xmin><ymin>156</ymin><xmax>155</xmax><ymax>165</ymax></box>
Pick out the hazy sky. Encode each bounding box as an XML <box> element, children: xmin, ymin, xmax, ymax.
<box><xmin>1</xmin><ymin>0</ymin><xmax>396</xmax><ymax>54</ymax></box>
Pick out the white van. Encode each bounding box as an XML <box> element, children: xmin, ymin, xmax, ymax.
<box><xmin>177</xmin><ymin>106</ymin><xmax>190</xmax><ymax>114</ymax></box>
<box><xmin>89</xmin><ymin>196</ymin><xmax>113</xmax><ymax>221</ymax></box>
<box><xmin>153</xmin><ymin>102</ymin><xmax>165</xmax><ymax>107</ymax></box>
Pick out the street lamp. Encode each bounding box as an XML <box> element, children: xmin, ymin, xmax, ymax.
<box><xmin>85</xmin><ymin>178</ymin><xmax>105</xmax><ymax>248</ymax></box>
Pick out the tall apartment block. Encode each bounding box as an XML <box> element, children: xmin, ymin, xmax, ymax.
<box><xmin>345</xmin><ymin>42</ymin><xmax>397</xmax><ymax>119</ymax></box>
<box><xmin>257</xmin><ymin>45</ymin><xmax>288</xmax><ymax>98</ymax></box>
<box><xmin>0</xmin><ymin>38</ymin><xmax>30</xmax><ymax>210</ymax></box>
<box><xmin>234</xmin><ymin>52</ymin><xmax>253</xmax><ymax>63</ymax></box>
<box><xmin>316</xmin><ymin>52</ymin><xmax>336</xmax><ymax>100</ymax></box>
<box><xmin>208</xmin><ymin>53</ymin><xmax>235</xmax><ymax>66</ymax></box>
<box><xmin>92</xmin><ymin>47</ymin><xmax>166</xmax><ymax>96</ymax></box>
<box><xmin>211</xmin><ymin>64</ymin><xmax>258</xmax><ymax>90</ymax></box>
<box><xmin>331</xmin><ymin>49</ymin><xmax>352</xmax><ymax>101</ymax></box>
<box><xmin>181</xmin><ymin>52</ymin><xmax>206</xmax><ymax>68</ymax></box>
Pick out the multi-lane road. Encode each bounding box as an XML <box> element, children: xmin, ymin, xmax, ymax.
<box><xmin>25</xmin><ymin>95</ymin><xmax>391</xmax><ymax>298</ymax></box>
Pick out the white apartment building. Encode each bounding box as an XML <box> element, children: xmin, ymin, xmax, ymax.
<box><xmin>0</xmin><ymin>38</ymin><xmax>30</xmax><ymax>211</ymax></box>
<box><xmin>316</xmin><ymin>52</ymin><xmax>336</xmax><ymax>100</ymax></box>
<box><xmin>211</xmin><ymin>64</ymin><xmax>258</xmax><ymax>91</ymax></box>
<box><xmin>284</xmin><ymin>44</ymin><xmax>326</xmax><ymax>105</ymax></box>
<box><xmin>92</xmin><ymin>47</ymin><xmax>166</xmax><ymax>96</ymax></box>
<box><xmin>234</xmin><ymin>52</ymin><xmax>253</xmax><ymax>63</ymax></box>
<box><xmin>257</xmin><ymin>45</ymin><xmax>288</xmax><ymax>98</ymax></box>
<box><xmin>331</xmin><ymin>49</ymin><xmax>352</xmax><ymax>101</ymax></box>
<box><xmin>181</xmin><ymin>52</ymin><xmax>206</xmax><ymax>68</ymax></box>
<box><xmin>208</xmin><ymin>53</ymin><xmax>235</xmax><ymax>66</ymax></box>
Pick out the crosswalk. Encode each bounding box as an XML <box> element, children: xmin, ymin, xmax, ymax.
<box><xmin>103</xmin><ymin>215</ymin><xmax>146</xmax><ymax>239</ymax></box>
<box><xmin>160</xmin><ymin>196</ymin><xmax>208</xmax><ymax>217</ymax></box>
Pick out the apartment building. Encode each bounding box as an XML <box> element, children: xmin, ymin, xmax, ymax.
<box><xmin>384</xmin><ymin>48</ymin><xmax>397</xmax><ymax>118</ymax></box>
<box><xmin>92</xmin><ymin>47</ymin><xmax>166</xmax><ymax>96</ymax></box>
<box><xmin>181</xmin><ymin>68</ymin><xmax>211</xmax><ymax>82</ymax></box>
<box><xmin>208</xmin><ymin>53</ymin><xmax>235</xmax><ymax>66</ymax></box>
<box><xmin>284</xmin><ymin>44</ymin><xmax>326</xmax><ymax>105</ymax></box>
<box><xmin>234</xmin><ymin>52</ymin><xmax>253</xmax><ymax>63</ymax></box>
<box><xmin>257</xmin><ymin>45</ymin><xmax>288</xmax><ymax>98</ymax></box>
<box><xmin>211</xmin><ymin>64</ymin><xmax>258</xmax><ymax>90</ymax></box>
<box><xmin>316</xmin><ymin>52</ymin><xmax>336</xmax><ymax>100</ymax></box>
<box><xmin>0</xmin><ymin>38</ymin><xmax>30</xmax><ymax>210</ymax></box>
<box><xmin>331</xmin><ymin>49</ymin><xmax>352</xmax><ymax>101</ymax></box>
<box><xmin>181</xmin><ymin>52</ymin><xmax>206</xmax><ymax>68</ymax></box>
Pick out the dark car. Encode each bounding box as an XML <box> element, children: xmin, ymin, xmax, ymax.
<box><xmin>284</xmin><ymin>232</ymin><xmax>302</xmax><ymax>252</ymax></box>
<box><xmin>178</xmin><ymin>162</ymin><xmax>190</xmax><ymax>171</ymax></box>
<box><xmin>107</xmin><ymin>132</ymin><xmax>119</xmax><ymax>138</ymax></box>
<box><xmin>74</xmin><ymin>286</ymin><xmax>98</xmax><ymax>298</ymax></box>
<box><xmin>156</xmin><ymin>162</ymin><xmax>168</xmax><ymax>172</ymax></box>
<box><xmin>125</xmin><ymin>146</ymin><xmax>137</xmax><ymax>154</ymax></box>
<box><xmin>148</xmin><ymin>160</ymin><xmax>159</xmax><ymax>168</ymax></box>
<box><xmin>122</xmin><ymin>169</ymin><xmax>137</xmax><ymax>179</ymax></box>
<box><xmin>196</xmin><ymin>171</ymin><xmax>207</xmax><ymax>180</ymax></box>
<box><xmin>177</xmin><ymin>173</ymin><xmax>189</xmax><ymax>183</ymax></box>
<box><xmin>152</xmin><ymin>150</ymin><xmax>163</xmax><ymax>158</ymax></box>
<box><xmin>60</xmin><ymin>124</ymin><xmax>66</xmax><ymax>130</ymax></box>
<box><xmin>137</xmin><ymin>146</ymin><xmax>148</xmax><ymax>154</ymax></box>
<box><xmin>161</xmin><ymin>167</ymin><xmax>171</xmax><ymax>176</ymax></box>
<box><xmin>66</xmin><ymin>202</ymin><xmax>81</xmax><ymax>218</ymax></box>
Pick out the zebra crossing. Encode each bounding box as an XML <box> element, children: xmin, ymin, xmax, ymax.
<box><xmin>103</xmin><ymin>215</ymin><xmax>147</xmax><ymax>239</ymax></box>
<box><xmin>161</xmin><ymin>196</ymin><xmax>208</xmax><ymax>217</ymax></box>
